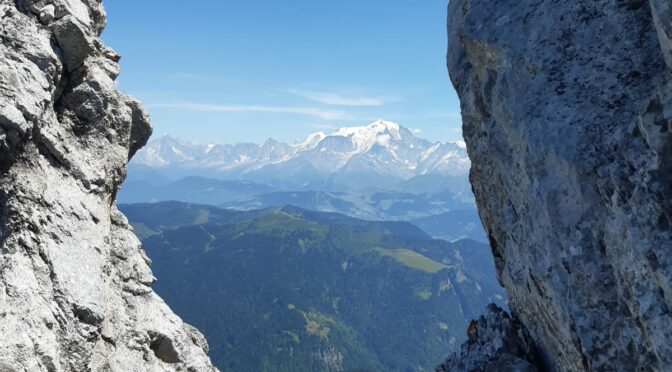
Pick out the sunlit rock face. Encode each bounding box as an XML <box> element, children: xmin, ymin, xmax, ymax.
<box><xmin>0</xmin><ymin>1</ymin><xmax>216</xmax><ymax>370</ymax></box>
<box><xmin>446</xmin><ymin>0</ymin><xmax>672</xmax><ymax>370</ymax></box>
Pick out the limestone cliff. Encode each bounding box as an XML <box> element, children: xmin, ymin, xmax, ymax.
<box><xmin>445</xmin><ymin>0</ymin><xmax>672</xmax><ymax>370</ymax></box>
<box><xmin>0</xmin><ymin>0</ymin><xmax>215</xmax><ymax>370</ymax></box>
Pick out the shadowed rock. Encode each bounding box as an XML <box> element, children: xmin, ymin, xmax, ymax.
<box><xmin>437</xmin><ymin>304</ymin><xmax>539</xmax><ymax>372</ymax></box>
<box><xmin>445</xmin><ymin>0</ymin><xmax>672</xmax><ymax>370</ymax></box>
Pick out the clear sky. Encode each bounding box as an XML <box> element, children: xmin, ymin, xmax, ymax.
<box><xmin>102</xmin><ymin>0</ymin><xmax>462</xmax><ymax>145</ymax></box>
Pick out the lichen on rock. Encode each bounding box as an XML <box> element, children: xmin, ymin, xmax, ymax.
<box><xmin>0</xmin><ymin>0</ymin><xmax>216</xmax><ymax>370</ymax></box>
<box><xmin>445</xmin><ymin>0</ymin><xmax>672</xmax><ymax>370</ymax></box>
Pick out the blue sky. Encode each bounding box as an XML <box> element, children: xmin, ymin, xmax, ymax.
<box><xmin>102</xmin><ymin>0</ymin><xmax>462</xmax><ymax>144</ymax></box>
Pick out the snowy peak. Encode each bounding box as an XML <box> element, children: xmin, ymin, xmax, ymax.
<box><xmin>332</xmin><ymin>119</ymin><xmax>401</xmax><ymax>138</ymax></box>
<box><xmin>294</xmin><ymin>131</ymin><xmax>327</xmax><ymax>152</ymax></box>
<box><xmin>133</xmin><ymin>120</ymin><xmax>470</xmax><ymax>187</ymax></box>
<box><xmin>134</xmin><ymin>134</ymin><xmax>205</xmax><ymax>166</ymax></box>
<box><xmin>417</xmin><ymin>141</ymin><xmax>470</xmax><ymax>176</ymax></box>
<box><xmin>331</xmin><ymin>120</ymin><xmax>409</xmax><ymax>151</ymax></box>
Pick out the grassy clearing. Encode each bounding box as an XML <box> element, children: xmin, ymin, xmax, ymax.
<box><xmin>374</xmin><ymin>247</ymin><xmax>448</xmax><ymax>273</ymax></box>
<box><xmin>194</xmin><ymin>209</ymin><xmax>211</xmax><ymax>224</ymax></box>
<box><xmin>416</xmin><ymin>290</ymin><xmax>433</xmax><ymax>300</ymax></box>
<box><xmin>132</xmin><ymin>223</ymin><xmax>159</xmax><ymax>240</ymax></box>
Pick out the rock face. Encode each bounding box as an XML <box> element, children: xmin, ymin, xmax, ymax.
<box><xmin>0</xmin><ymin>1</ymin><xmax>215</xmax><ymax>370</ymax></box>
<box><xmin>446</xmin><ymin>0</ymin><xmax>672</xmax><ymax>370</ymax></box>
<box><xmin>437</xmin><ymin>304</ymin><xmax>539</xmax><ymax>372</ymax></box>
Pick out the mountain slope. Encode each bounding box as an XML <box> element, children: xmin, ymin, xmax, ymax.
<box><xmin>120</xmin><ymin>202</ymin><xmax>505</xmax><ymax>371</ymax></box>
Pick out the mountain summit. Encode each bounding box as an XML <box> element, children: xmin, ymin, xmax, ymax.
<box><xmin>133</xmin><ymin>120</ymin><xmax>470</xmax><ymax>190</ymax></box>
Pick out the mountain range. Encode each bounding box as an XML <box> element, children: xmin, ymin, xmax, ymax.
<box><xmin>120</xmin><ymin>202</ymin><xmax>504</xmax><ymax>371</ymax></box>
<box><xmin>131</xmin><ymin>120</ymin><xmax>471</xmax><ymax>191</ymax></box>
<box><xmin>117</xmin><ymin>175</ymin><xmax>485</xmax><ymax>242</ymax></box>
<box><xmin>120</xmin><ymin>120</ymin><xmax>483</xmax><ymax>242</ymax></box>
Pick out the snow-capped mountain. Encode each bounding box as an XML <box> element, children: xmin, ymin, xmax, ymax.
<box><xmin>417</xmin><ymin>141</ymin><xmax>470</xmax><ymax>176</ymax></box>
<box><xmin>132</xmin><ymin>120</ymin><xmax>470</xmax><ymax>190</ymax></box>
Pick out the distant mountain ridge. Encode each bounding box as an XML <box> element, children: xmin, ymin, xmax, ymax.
<box><xmin>117</xmin><ymin>176</ymin><xmax>485</xmax><ymax>242</ymax></box>
<box><xmin>132</xmin><ymin>120</ymin><xmax>470</xmax><ymax>190</ymax></box>
<box><xmin>222</xmin><ymin>189</ymin><xmax>474</xmax><ymax>223</ymax></box>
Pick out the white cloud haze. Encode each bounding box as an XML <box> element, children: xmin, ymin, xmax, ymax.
<box><xmin>150</xmin><ymin>102</ymin><xmax>353</xmax><ymax>120</ymax></box>
<box><xmin>289</xmin><ymin>89</ymin><xmax>396</xmax><ymax>106</ymax></box>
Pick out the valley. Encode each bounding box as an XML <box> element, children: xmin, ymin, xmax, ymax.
<box><xmin>120</xmin><ymin>202</ymin><xmax>504</xmax><ymax>371</ymax></box>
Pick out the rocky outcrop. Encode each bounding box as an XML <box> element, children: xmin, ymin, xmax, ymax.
<box><xmin>437</xmin><ymin>304</ymin><xmax>539</xmax><ymax>372</ymax></box>
<box><xmin>446</xmin><ymin>0</ymin><xmax>672</xmax><ymax>370</ymax></box>
<box><xmin>0</xmin><ymin>0</ymin><xmax>215</xmax><ymax>370</ymax></box>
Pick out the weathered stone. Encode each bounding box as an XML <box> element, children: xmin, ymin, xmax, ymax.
<box><xmin>437</xmin><ymin>304</ymin><xmax>540</xmax><ymax>372</ymax></box>
<box><xmin>38</xmin><ymin>4</ymin><xmax>54</xmax><ymax>24</ymax></box>
<box><xmin>0</xmin><ymin>0</ymin><xmax>216</xmax><ymax>370</ymax></box>
<box><xmin>651</xmin><ymin>0</ymin><xmax>672</xmax><ymax>68</ymax></box>
<box><xmin>446</xmin><ymin>0</ymin><xmax>672</xmax><ymax>370</ymax></box>
<box><xmin>52</xmin><ymin>15</ymin><xmax>95</xmax><ymax>72</ymax></box>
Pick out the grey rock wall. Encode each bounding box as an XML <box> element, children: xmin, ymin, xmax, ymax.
<box><xmin>0</xmin><ymin>0</ymin><xmax>216</xmax><ymax>370</ymax></box>
<box><xmin>437</xmin><ymin>304</ymin><xmax>539</xmax><ymax>372</ymax></box>
<box><xmin>446</xmin><ymin>0</ymin><xmax>672</xmax><ymax>370</ymax></box>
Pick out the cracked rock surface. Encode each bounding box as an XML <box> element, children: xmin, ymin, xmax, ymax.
<box><xmin>446</xmin><ymin>0</ymin><xmax>672</xmax><ymax>370</ymax></box>
<box><xmin>0</xmin><ymin>0</ymin><xmax>216</xmax><ymax>370</ymax></box>
<box><xmin>437</xmin><ymin>304</ymin><xmax>539</xmax><ymax>372</ymax></box>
